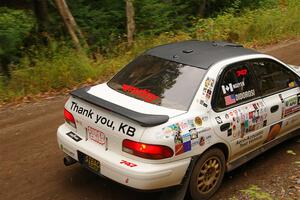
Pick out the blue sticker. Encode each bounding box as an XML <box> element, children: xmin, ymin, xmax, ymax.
<box><xmin>183</xmin><ymin>141</ymin><xmax>191</xmax><ymax>152</ymax></box>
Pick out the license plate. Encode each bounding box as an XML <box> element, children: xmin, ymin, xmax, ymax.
<box><xmin>78</xmin><ymin>151</ymin><xmax>100</xmax><ymax>174</ymax></box>
<box><xmin>87</xmin><ymin>126</ymin><xmax>106</xmax><ymax>145</ymax></box>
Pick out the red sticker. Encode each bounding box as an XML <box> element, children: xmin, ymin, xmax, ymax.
<box><xmin>120</xmin><ymin>160</ymin><xmax>137</xmax><ymax>167</ymax></box>
<box><xmin>122</xmin><ymin>84</ymin><xmax>159</xmax><ymax>103</ymax></box>
<box><xmin>175</xmin><ymin>143</ymin><xmax>184</xmax><ymax>156</ymax></box>
<box><xmin>236</xmin><ymin>69</ymin><xmax>248</xmax><ymax>77</ymax></box>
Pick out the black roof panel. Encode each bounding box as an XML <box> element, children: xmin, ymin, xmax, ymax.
<box><xmin>146</xmin><ymin>40</ymin><xmax>261</xmax><ymax>69</ymax></box>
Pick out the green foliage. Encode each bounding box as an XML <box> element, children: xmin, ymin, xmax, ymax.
<box><xmin>69</xmin><ymin>0</ymin><xmax>126</xmax><ymax>53</ymax></box>
<box><xmin>0</xmin><ymin>7</ymin><xmax>35</xmax><ymax>68</ymax></box>
<box><xmin>135</xmin><ymin>0</ymin><xmax>189</xmax><ymax>35</ymax></box>
<box><xmin>193</xmin><ymin>0</ymin><xmax>300</xmax><ymax>46</ymax></box>
<box><xmin>68</xmin><ymin>0</ymin><xmax>190</xmax><ymax>53</ymax></box>
<box><xmin>0</xmin><ymin>32</ymin><xmax>191</xmax><ymax>102</ymax></box>
<box><xmin>1</xmin><ymin>0</ymin><xmax>300</xmax><ymax>103</ymax></box>
<box><xmin>0</xmin><ymin>41</ymin><xmax>97</xmax><ymax>101</ymax></box>
<box><xmin>240</xmin><ymin>185</ymin><xmax>273</xmax><ymax>200</ymax></box>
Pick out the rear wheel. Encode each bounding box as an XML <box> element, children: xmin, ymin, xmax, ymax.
<box><xmin>189</xmin><ymin>148</ymin><xmax>225</xmax><ymax>200</ymax></box>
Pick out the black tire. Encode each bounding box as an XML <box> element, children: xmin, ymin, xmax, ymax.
<box><xmin>189</xmin><ymin>148</ymin><xmax>225</xmax><ymax>200</ymax></box>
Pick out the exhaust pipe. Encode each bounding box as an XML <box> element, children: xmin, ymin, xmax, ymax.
<box><xmin>63</xmin><ymin>155</ymin><xmax>77</xmax><ymax>166</ymax></box>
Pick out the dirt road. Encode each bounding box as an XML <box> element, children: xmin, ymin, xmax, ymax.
<box><xmin>1</xmin><ymin>42</ymin><xmax>300</xmax><ymax>200</ymax></box>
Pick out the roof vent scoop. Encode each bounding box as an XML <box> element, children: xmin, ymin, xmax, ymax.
<box><xmin>182</xmin><ymin>49</ymin><xmax>193</xmax><ymax>53</ymax></box>
<box><xmin>212</xmin><ymin>41</ymin><xmax>243</xmax><ymax>48</ymax></box>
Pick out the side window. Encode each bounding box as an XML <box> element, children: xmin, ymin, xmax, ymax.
<box><xmin>251</xmin><ymin>59</ymin><xmax>300</xmax><ymax>96</ymax></box>
<box><xmin>215</xmin><ymin>61</ymin><xmax>259</xmax><ymax>110</ymax></box>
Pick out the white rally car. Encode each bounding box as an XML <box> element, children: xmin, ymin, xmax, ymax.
<box><xmin>57</xmin><ymin>41</ymin><xmax>300</xmax><ymax>200</ymax></box>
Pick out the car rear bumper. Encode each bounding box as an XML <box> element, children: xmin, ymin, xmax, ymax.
<box><xmin>57</xmin><ymin>124</ymin><xmax>191</xmax><ymax>190</ymax></box>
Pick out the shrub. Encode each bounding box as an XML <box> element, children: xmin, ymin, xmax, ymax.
<box><xmin>3</xmin><ymin>42</ymin><xmax>97</xmax><ymax>101</ymax></box>
<box><xmin>193</xmin><ymin>0</ymin><xmax>300</xmax><ymax>46</ymax></box>
<box><xmin>0</xmin><ymin>7</ymin><xmax>35</xmax><ymax>70</ymax></box>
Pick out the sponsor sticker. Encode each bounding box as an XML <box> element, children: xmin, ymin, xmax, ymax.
<box><xmin>87</xmin><ymin>126</ymin><xmax>106</xmax><ymax>145</ymax></box>
<box><xmin>120</xmin><ymin>160</ymin><xmax>137</xmax><ymax>168</ymax></box>
<box><xmin>283</xmin><ymin>94</ymin><xmax>300</xmax><ymax>117</ymax></box>
<box><xmin>163</xmin><ymin>116</ymin><xmax>211</xmax><ymax>156</ymax></box>
<box><xmin>264</xmin><ymin>122</ymin><xmax>282</xmax><ymax>143</ymax></box>
<box><xmin>122</xmin><ymin>84</ymin><xmax>159</xmax><ymax>103</ymax></box>
<box><xmin>236</xmin><ymin>69</ymin><xmax>248</xmax><ymax>77</ymax></box>
<box><xmin>199</xmin><ymin>136</ymin><xmax>205</xmax><ymax>146</ymax></box>
<box><xmin>236</xmin><ymin>131</ymin><xmax>264</xmax><ymax>148</ymax></box>
<box><xmin>194</xmin><ymin>116</ymin><xmax>202</xmax><ymax>126</ymax></box>
<box><xmin>200</xmin><ymin>77</ymin><xmax>215</xmax><ymax>107</ymax></box>
<box><xmin>235</xmin><ymin>89</ymin><xmax>255</xmax><ymax>101</ymax></box>
<box><xmin>221</xmin><ymin>81</ymin><xmax>245</xmax><ymax>94</ymax></box>
<box><xmin>66</xmin><ymin>131</ymin><xmax>82</xmax><ymax>142</ymax></box>
<box><xmin>224</xmin><ymin>101</ymin><xmax>267</xmax><ymax>138</ymax></box>
<box><xmin>225</xmin><ymin>94</ymin><xmax>236</xmax><ymax>106</ymax></box>
<box><xmin>215</xmin><ymin>116</ymin><xmax>223</xmax><ymax>124</ymax></box>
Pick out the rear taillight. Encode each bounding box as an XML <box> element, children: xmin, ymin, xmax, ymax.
<box><xmin>122</xmin><ymin>139</ymin><xmax>174</xmax><ymax>160</ymax></box>
<box><xmin>64</xmin><ymin>108</ymin><xmax>76</xmax><ymax>128</ymax></box>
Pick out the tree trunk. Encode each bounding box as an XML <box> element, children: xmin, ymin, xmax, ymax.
<box><xmin>126</xmin><ymin>0</ymin><xmax>135</xmax><ymax>47</ymax></box>
<box><xmin>197</xmin><ymin>0</ymin><xmax>207</xmax><ymax>18</ymax></box>
<box><xmin>54</xmin><ymin>0</ymin><xmax>87</xmax><ymax>49</ymax></box>
<box><xmin>33</xmin><ymin>0</ymin><xmax>50</xmax><ymax>33</ymax></box>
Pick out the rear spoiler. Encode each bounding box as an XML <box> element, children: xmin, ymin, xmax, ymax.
<box><xmin>70</xmin><ymin>87</ymin><xmax>169</xmax><ymax>127</ymax></box>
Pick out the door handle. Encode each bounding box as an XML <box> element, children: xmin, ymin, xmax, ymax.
<box><xmin>220</xmin><ymin>123</ymin><xmax>230</xmax><ymax>132</ymax></box>
<box><xmin>270</xmin><ymin>105</ymin><xmax>279</xmax><ymax>113</ymax></box>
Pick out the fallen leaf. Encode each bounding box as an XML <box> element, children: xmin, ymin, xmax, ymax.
<box><xmin>286</xmin><ymin>150</ymin><xmax>296</xmax><ymax>155</ymax></box>
<box><xmin>295</xmin><ymin>161</ymin><xmax>300</xmax><ymax>164</ymax></box>
<box><xmin>289</xmin><ymin>175</ymin><xmax>297</xmax><ymax>180</ymax></box>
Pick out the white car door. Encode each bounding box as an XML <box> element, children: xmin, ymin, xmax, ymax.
<box><xmin>251</xmin><ymin>59</ymin><xmax>300</xmax><ymax>142</ymax></box>
<box><xmin>210</xmin><ymin>60</ymin><xmax>269</xmax><ymax>160</ymax></box>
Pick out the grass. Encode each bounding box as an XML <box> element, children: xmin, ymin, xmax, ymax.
<box><xmin>230</xmin><ymin>185</ymin><xmax>274</xmax><ymax>200</ymax></box>
<box><xmin>0</xmin><ymin>0</ymin><xmax>300</xmax><ymax>103</ymax></box>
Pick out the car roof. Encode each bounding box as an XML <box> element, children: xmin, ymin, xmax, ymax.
<box><xmin>145</xmin><ymin>40</ymin><xmax>262</xmax><ymax>69</ymax></box>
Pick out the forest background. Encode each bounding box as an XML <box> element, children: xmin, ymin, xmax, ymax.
<box><xmin>0</xmin><ymin>0</ymin><xmax>300</xmax><ymax>103</ymax></box>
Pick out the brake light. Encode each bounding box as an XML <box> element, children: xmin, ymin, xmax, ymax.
<box><xmin>64</xmin><ymin>108</ymin><xmax>76</xmax><ymax>128</ymax></box>
<box><xmin>122</xmin><ymin>139</ymin><xmax>174</xmax><ymax>159</ymax></box>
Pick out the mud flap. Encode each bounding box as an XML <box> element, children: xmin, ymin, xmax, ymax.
<box><xmin>159</xmin><ymin>157</ymin><xmax>198</xmax><ymax>200</ymax></box>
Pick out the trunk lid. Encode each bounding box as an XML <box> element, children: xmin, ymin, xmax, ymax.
<box><xmin>65</xmin><ymin>83</ymin><xmax>185</xmax><ymax>155</ymax></box>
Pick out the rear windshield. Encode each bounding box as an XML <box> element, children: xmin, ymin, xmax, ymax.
<box><xmin>107</xmin><ymin>55</ymin><xmax>206</xmax><ymax>111</ymax></box>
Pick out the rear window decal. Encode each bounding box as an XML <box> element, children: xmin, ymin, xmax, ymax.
<box><xmin>122</xmin><ymin>84</ymin><xmax>159</xmax><ymax>103</ymax></box>
<box><xmin>236</xmin><ymin>69</ymin><xmax>248</xmax><ymax>77</ymax></box>
<box><xmin>224</xmin><ymin>94</ymin><xmax>236</xmax><ymax>106</ymax></box>
<box><xmin>288</xmin><ymin>81</ymin><xmax>298</xmax><ymax>88</ymax></box>
<box><xmin>221</xmin><ymin>81</ymin><xmax>245</xmax><ymax>95</ymax></box>
<box><xmin>224</xmin><ymin>89</ymin><xmax>255</xmax><ymax>106</ymax></box>
<box><xmin>235</xmin><ymin>89</ymin><xmax>255</xmax><ymax>101</ymax></box>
